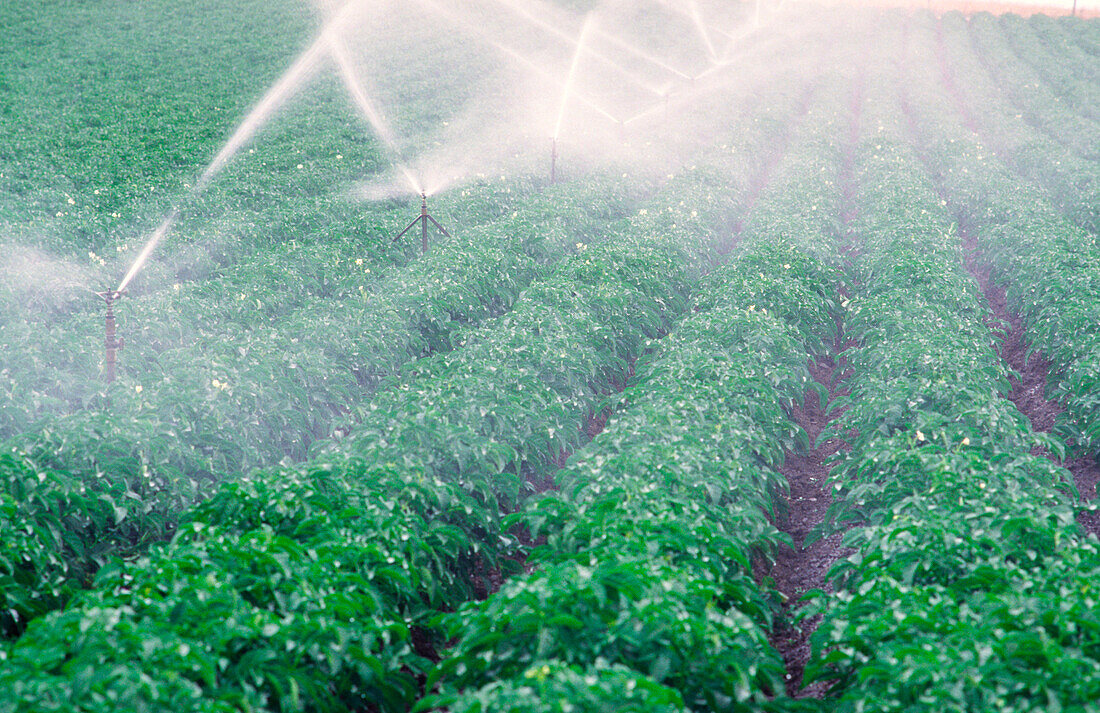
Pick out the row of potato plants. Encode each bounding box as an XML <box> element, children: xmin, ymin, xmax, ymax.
<box><xmin>416</xmin><ymin>83</ymin><xmax>856</xmax><ymax>712</ymax></box>
<box><xmin>929</xmin><ymin>12</ymin><xmax>1100</xmax><ymax>236</ymax></box>
<box><xmin>0</xmin><ymin>90</ymin><xmax>798</xmax><ymax>708</ymax></box>
<box><xmin>2</xmin><ymin>0</ymin><xmax>648</xmax><ymax>522</ymax></box>
<box><xmin>1054</xmin><ymin>13</ymin><xmax>1100</xmax><ymax>54</ymax></box>
<box><xmin>2</xmin><ymin>172</ymin><xmax>629</xmax><ymax>442</ymax></box>
<box><xmin>0</xmin><ymin>172</ymin><xmax>646</xmax><ymax>635</ymax></box>
<box><xmin>1024</xmin><ymin>15</ymin><xmax>1100</xmax><ymax>100</ymax></box>
<box><xmin>0</xmin><ymin>171</ymin><xmax>671</xmax><ymax>639</ymax></box>
<box><xmin>1</xmin><ymin>0</ymin><xmax>546</xmax><ymax>268</ymax></box>
<box><xmin>995</xmin><ymin>14</ymin><xmax>1100</xmax><ymax>125</ymax></box>
<box><xmin>962</xmin><ymin>12</ymin><xmax>1100</xmax><ymax>161</ymax></box>
<box><xmin>904</xmin><ymin>16</ymin><xmax>1100</xmax><ymax>462</ymax></box>
<box><xmin>0</xmin><ymin>0</ymin><xmax>328</xmax><ymax>255</ymax></box>
<box><xmin>803</xmin><ymin>85</ymin><xmax>1100</xmax><ymax>709</ymax></box>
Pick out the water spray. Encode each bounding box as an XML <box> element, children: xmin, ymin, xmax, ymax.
<box><xmin>95</xmin><ymin>289</ymin><xmax>126</xmax><ymax>383</ymax></box>
<box><xmin>393</xmin><ymin>192</ymin><xmax>450</xmax><ymax>255</ymax></box>
<box><xmin>114</xmin><ymin>1</ymin><xmax>362</xmax><ymax>295</ymax></box>
<box><xmin>480</xmin><ymin>0</ymin><xmax>664</xmax><ymax>97</ymax></box>
<box><xmin>687</xmin><ymin>0</ymin><xmax>720</xmax><ymax>64</ymax></box>
<box><xmin>551</xmin><ymin>136</ymin><xmax>559</xmax><ymax>184</ymax></box>
<box><xmin>548</xmin><ymin>14</ymin><xmax>595</xmax><ymax>183</ymax></box>
<box><xmin>413</xmin><ymin>0</ymin><xmax>619</xmax><ymax>126</ymax></box>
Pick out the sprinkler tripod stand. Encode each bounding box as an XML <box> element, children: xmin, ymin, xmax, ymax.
<box><xmin>393</xmin><ymin>192</ymin><xmax>450</xmax><ymax>255</ymax></box>
<box><xmin>95</xmin><ymin>289</ymin><xmax>126</xmax><ymax>383</ymax></box>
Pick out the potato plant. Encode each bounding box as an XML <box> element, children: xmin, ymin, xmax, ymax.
<box><xmin>804</xmin><ymin>87</ymin><xmax>1100</xmax><ymax>710</ymax></box>
<box><xmin>425</xmin><ymin>92</ymin><xmax>848</xmax><ymax>710</ymax></box>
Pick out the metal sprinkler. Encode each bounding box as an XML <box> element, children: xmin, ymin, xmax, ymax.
<box><xmin>393</xmin><ymin>192</ymin><xmax>451</xmax><ymax>255</ymax></box>
<box><xmin>95</xmin><ymin>289</ymin><xmax>126</xmax><ymax>383</ymax></box>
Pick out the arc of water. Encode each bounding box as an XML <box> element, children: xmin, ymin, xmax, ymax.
<box><xmin>686</xmin><ymin>0</ymin><xmax>720</xmax><ymax>63</ymax></box>
<box><xmin>591</xmin><ymin>26</ymin><xmax>692</xmax><ymax>80</ymax></box>
<box><xmin>116</xmin><ymin>210</ymin><xmax>179</xmax><ymax>293</ymax></box>
<box><xmin>476</xmin><ymin>0</ymin><xmax>665</xmax><ymax>97</ymax></box>
<box><xmin>646</xmin><ymin>0</ymin><xmax>724</xmax><ymax>65</ymax></box>
<box><xmin>410</xmin><ymin>0</ymin><xmax>619</xmax><ymax>126</ymax></box>
<box><xmin>554</xmin><ymin>14</ymin><xmax>597</xmax><ymax>140</ymax></box>
<box><xmin>117</xmin><ymin>1</ymin><xmax>364</xmax><ymax>293</ymax></box>
<box><xmin>328</xmin><ymin>31</ymin><xmax>423</xmax><ymax>195</ymax></box>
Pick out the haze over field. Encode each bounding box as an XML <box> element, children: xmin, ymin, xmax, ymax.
<box><xmin>3</xmin><ymin>0</ymin><xmax>1100</xmax><ymax>710</ymax></box>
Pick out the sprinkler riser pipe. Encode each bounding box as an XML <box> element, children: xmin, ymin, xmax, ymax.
<box><xmin>421</xmin><ymin>192</ymin><xmax>428</xmax><ymax>255</ymax></box>
<box><xmin>97</xmin><ymin>290</ymin><xmax>125</xmax><ymax>384</ymax></box>
<box><xmin>105</xmin><ymin>307</ymin><xmax>118</xmax><ymax>383</ymax></box>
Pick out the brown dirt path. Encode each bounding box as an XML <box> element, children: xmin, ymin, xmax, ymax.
<box><xmin>769</xmin><ymin>73</ymin><xmax>865</xmax><ymax>698</ymax></box>
<box><xmin>897</xmin><ymin>30</ymin><xmax>1100</xmax><ymax>536</ymax></box>
<box><xmin>960</xmin><ymin>230</ymin><xmax>1100</xmax><ymax>536</ymax></box>
<box><xmin>771</xmin><ymin>356</ymin><xmax>850</xmax><ymax>697</ymax></box>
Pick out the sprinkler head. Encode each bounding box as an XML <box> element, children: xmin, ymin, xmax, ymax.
<box><xmin>95</xmin><ymin>289</ymin><xmax>126</xmax><ymax>306</ymax></box>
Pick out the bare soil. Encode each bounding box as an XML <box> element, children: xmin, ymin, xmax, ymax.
<box><xmin>770</xmin><ymin>356</ymin><xmax>852</xmax><ymax>697</ymax></box>
<box><xmin>960</xmin><ymin>230</ymin><xmax>1100</xmax><ymax>537</ymax></box>
<box><xmin>769</xmin><ymin>75</ymin><xmax>865</xmax><ymax>697</ymax></box>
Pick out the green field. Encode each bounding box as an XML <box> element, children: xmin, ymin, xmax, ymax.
<box><xmin>3</xmin><ymin>0</ymin><xmax>1100</xmax><ymax>710</ymax></box>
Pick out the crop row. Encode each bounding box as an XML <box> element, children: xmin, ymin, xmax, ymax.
<box><xmin>962</xmin><ymin>13</ymin><xmax>1100</xmax><ymax>161</ymax></box>
<box><xmin>0</xmin><ymin>165</ymin><xmax>690</xmax><ymax>638</ymax></box>
<box><xmin>420</xmin><ymin>88</ymin><xmax>847</xmax><ymax>712</ymax></box>
<box><xmin>0</xmin><ymin>87</ymin><xmax>805</xmax><ymax>709</ymax></box>
<box><xmin>996</xmin><ymin>14</ymin><xmax>1100</xmax><ymax>125</ymax></box>
<box><xmin>803</xmin><ymin>72</ymin><xmax>1100</xmax><ymax>709</ymax></box>
<box><xmin>1024</xmin><ymin>15</ymin><xmax>1100</xmax><ymax>105</ymax></box>
<box><xmin>931</xmin><ymin>13</ymin><xmax>1100</xmax><ymax>236</ymax></box>
<box><xmin>1030</xmin><ymin>14</ymin><xmax>1100</xmax><ymax>62</ymax></box>
<box><xmin>904</xmin><ymin>15</ymin><xmax>1100</xmax><ymax>462</ymax></box>
<box><xmin>0</xmin><ymin>171</ymin><xmax>648</xmax><ymax>630</ymax></box>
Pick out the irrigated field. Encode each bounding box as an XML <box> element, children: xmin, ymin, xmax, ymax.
<box><xmin>3</xmin><ymin>1</ymin><xmax>1100</xmax><ymax>711</ymax></box>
